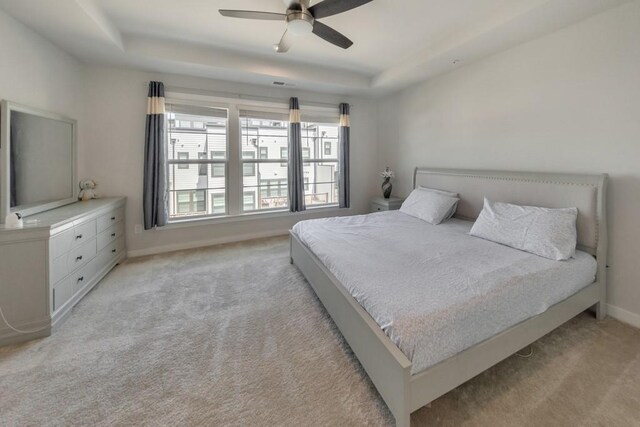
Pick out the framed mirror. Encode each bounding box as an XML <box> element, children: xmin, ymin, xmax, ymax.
<box><xmin>0</xmin><ymin>101</ymin><xmax>78</xmax><ymax>222</ymax></box>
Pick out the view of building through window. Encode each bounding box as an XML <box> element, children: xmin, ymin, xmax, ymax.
<box><xmin>166</xmin><ymin>101</ymin><xmax>340</xmax><ymax>221</ymax></box>
<box><xmin>167</xmin><ymin>104</ymin><xmax>228</xmax><ymax>219</ymax></box>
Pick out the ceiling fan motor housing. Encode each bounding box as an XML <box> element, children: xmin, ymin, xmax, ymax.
<box><xmin>286</xmin><ymin>9</ymin><xmax>314</xmax><ymax>35</ymax></box>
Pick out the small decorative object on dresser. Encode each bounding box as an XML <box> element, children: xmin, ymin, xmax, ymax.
<box><xmin>380</xmin><ymin>167</ymin><xmax>394</xmax><ymax>199</ymax></box>
<box><xmin>371</xmin><ymin>196</ymin><xmax>404</xmax><ymax>213</ymax></box>
<box><xmin>78</xmin><ymin>179</ymin><xmax>100</xmax><ymax>201</ymax></box>
<box><xmin>4</xmin><ymin>212</ymin><xmax>23</xmax><ymax>229</ymax></box>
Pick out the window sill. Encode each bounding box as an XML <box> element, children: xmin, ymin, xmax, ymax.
<box><xmin>161</xmin><ymin>205</ymin><xmax>349</xmax><ymax>231</ymax></box>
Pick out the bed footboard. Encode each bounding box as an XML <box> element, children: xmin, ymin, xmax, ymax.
<box><xmin>290</xmin><ymin>232</ymin><xmax>412</xmax><ymax>427</ymax></box>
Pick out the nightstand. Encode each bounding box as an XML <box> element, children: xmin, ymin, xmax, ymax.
<box><xmin>371</xmin><ymin>196</ymin><xmax>404</xmax><ymax>213</ymax></box>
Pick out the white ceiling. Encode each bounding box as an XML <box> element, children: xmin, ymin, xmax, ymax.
<box><xmin>0</xmin><ymin>0</ymin><xmax>630</xmax><ymax>95</ymax></box>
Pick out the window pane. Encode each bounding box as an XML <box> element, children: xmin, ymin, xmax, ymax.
<box><xmin>211</xmin><ymin>192</ymin><xmax>226</xmax><ymax>215</ymax></box>
<box><xmin>242</xmin><ymin>163</ymin><xmax>289</xmax><ymax>211</ymax></box>
<box><xmin>168</xmin><ymin>105</ymin><xmax>228</xmax><ymax>161</ymax></box>
<box><xmin>243</xmin><ymin>191</ymin><xmax>256</xmax><ymax>211</ymax></box>
<box><xmin>303</xmin><ymin>161</ymin><xmax>338</xmax><ymax>207</ymax></box>
<box><xmin>169</xmin><ymin>164</ymin><xmax>226</xmax><ymax>219</ymax></box>
<box><xmin>167</xmin><ymin>104</ymin><xmax>228</xmax><ymax>220</ymax></box>
<box><xmin>240</xmin><ymin>112</ymin><xmax>289</xmax><ymax>162</ymax></box>
<box><xmin>173</xmin><ymin>189</ymin><xmax>206</xmax><ymax>215</ymax></box>
<box><xmin>198</xmin><ymin>153</ymin><xmax>207</xmax><ymax>176</ymax></box>
<box><xmin>177</xmin><ymin>152</ymin><xmax>189</xmax><ymax>169</ymax></box>
<box><xmin>240</xmin><ymin>111</ymin><xmax>290</xmax><ymax>212</ymax></box>
<box><xmin>300</xmin><ymin>122</ymin><xmax>338</xmax><ymax>161</ymax></box>
<box><xmin>211</xmin><ymin>164</ymin><xmax>225</xmax><ymax>178</ymax></box>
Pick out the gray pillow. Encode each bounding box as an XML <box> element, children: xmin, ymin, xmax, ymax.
<box><xmin>400</xmin><ymin>189</ymin><xmax>459</xmax><ymax>225</ymax></box>
<box><xmin>418</xmin><ymin>186</ymin><xmax>459</xmax><ymax>219</ymax></box>
<box><xmin>469</xmin><ymin>198</ymin><xmax>578</xmax><ymax>261</ymax></box>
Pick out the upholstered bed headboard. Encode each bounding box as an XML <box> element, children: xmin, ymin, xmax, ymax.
<box><xmin>413</xmin><ymin>168</ymin><xmax>607</xmax><ymax>258</ymax></box>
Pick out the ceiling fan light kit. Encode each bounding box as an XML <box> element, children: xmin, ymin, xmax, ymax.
<box><xmin>219</xmin><ymin>0</ymin><xmax>373</xmax><ymax>53</ymax></box>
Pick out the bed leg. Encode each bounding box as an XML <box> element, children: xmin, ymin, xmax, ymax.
<box><xmin>595</xmin><ymin>301</ymin><xmax>607</xmax><ymax>320</ymax></box>
<box><xmin>393</xmin><ymin>411</ymin><xmax>411</xmax><ymax>427</ymax></box>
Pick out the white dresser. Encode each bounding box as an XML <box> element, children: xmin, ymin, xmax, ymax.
<box><xmin>0</xmin><ymin>197</ymin><xmax>126</xmax><ymax>345</ymax></box>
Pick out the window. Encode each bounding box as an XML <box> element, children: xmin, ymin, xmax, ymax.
<box><xmin>198</xmin><ymin>153</ymin><xmax>207</xmax><ymax>176</ymax></box>
<box><xmin>177</xmin><ymin>152</ymin><xmax>189</xmax><ymax>169</ymax></box>
<box><xmin>211</xmin><ymin>193</ymin><xmax>225</xmax><ymax>214</ymax></box>
<box><xmin>241</xmin><ymin>110</ymin><xmax>289</xmax><ymax>211</ymax></box>
<box><xmin>167</xmin><ymin>103</ymin><xmax>228</xmax><ymax>219</ymax></box>
<box><xmin>301</xmin><ymin>121</ymin><xmax>340</xmax><ymax>207</ymax></box>
<box><xmin>260</xmin><ymin>179</ymin><xmax>288</xmax><ymax>198</ymax></box>
<box><xmin>176</xmin><ymin>190</ymin><xmax>206</xmax><ymax>214</ymax></box>
<box><xmin>242</xmin><ymin>151</ymin><xmax>256</xmax><ymax>176</ymax></box>
<box><xmin>166</xmin><ymin>99</ymin><xmax>342</xmax><ymax>221</ymax></box>
<box><xmin>243</xmin><ymin>192</ymin><xmax>256</xmax><ymax>211</ymax></box>
<box><xmin>324</xmin><ymin>140</ymin><xmax>332</xmax><ymax>156</ymax></box>
<box><xmin>211</xmin><ymin>151</ymin><xmax>225</xmax><ymax>177</ymax></box>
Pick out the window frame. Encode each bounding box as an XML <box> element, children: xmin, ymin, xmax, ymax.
<box><xmin>165</xmin><ymin>94</ymin><xmax>345</xmax><ymax>225</ymax></box>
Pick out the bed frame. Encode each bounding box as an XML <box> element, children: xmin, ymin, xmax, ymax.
<box><xmin>290</xmin><ymin>168</ymin><xmax>607</xmax><ymax>427</ymax></box>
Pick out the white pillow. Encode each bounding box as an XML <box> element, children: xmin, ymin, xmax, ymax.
<box><xmin>400</xmin><ymin>189</ymin><xmax>459</xmax><ymax>225</ymax></box>
<box><xmin>418</xmin><ymin>186</ymin><xmax>459</xmax><ymax>219</ymax></box>
<box><xmin>469</xmin><ymin>198</ymin><xmax>578</xmax><ymax>261</ymax></box>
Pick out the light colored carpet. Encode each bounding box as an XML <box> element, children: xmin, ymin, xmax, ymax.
<box><xmin>1</xmin><ymin>236</ymin><xmax>639</xmax><ymax>427</ymax></box>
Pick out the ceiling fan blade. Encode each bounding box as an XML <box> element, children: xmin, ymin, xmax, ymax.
<box><xmin>275</xmin><ymin>30</ymin><xmax>293</xmax><ymax>53</ymax></box>
<box><xmin>308</xmin><ymin>0</ymin><xmax>373</xmax><ymax>19</ymax></box>
<box><xmin>219</xmin><ymin>10</ymin><xmax>286</xmax><ymax>21</ymax></box>
<box><xmin>312</xmin><ymin>21</ymin><xmax>353</xmax><ymax>49</ymax></box>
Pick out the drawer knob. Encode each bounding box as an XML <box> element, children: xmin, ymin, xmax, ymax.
<box><xmin>111</xmin><ymin>233</ymin><xmax>116</xmax><ymax>237</ymax></box>
<box><xmin>75</xmin><ymin>234</ymin><xmax>83</xmax><ymax>240</ymax></box>
<box><xmin>111</xmin><ymin>249</ymin><xmax>117</xmax><ymax>253</ymax></box>
<box><xmin>77</xmin><ymin>276</ymin><xmax>84</xmax><ymax>282</ymax></box>
<box><xmin>76</xmin><ymin>255</ymin><xmax>83</xmax><ymax>261</ymax></box>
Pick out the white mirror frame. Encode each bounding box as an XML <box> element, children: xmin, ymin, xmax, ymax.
<box><xmin>0</xmin><ymin>100</ymin><xmax>78</xmax><ymax>222</ymax></box>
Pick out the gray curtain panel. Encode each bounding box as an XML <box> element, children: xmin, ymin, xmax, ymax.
<box><xmin>338</xmin><ymin>103</ymin><xmax>350</xmax><ymax>208</ymax></box>
<box><xmin>143</xmin><ymin>81</ymin><xmax>168</xmax><ymax>229</ymax></box>
<box><xmin>288</xmin><ymin>97</ymin><xmax>305</xmax><ymax>212</ymax></box>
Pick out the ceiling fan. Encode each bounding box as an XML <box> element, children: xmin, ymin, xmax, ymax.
<box><xmin>219</xmin><ymin>0</ymin><xmax>373</xmax><ymax>53</ymax></box>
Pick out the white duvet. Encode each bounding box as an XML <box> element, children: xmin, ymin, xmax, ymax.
<box><xmin>292</xmin><ymin>211</ymin><xmax>597</xmax><ymax>375</ymax></box>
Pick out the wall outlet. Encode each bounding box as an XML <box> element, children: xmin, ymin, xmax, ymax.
<box><xmin>134</xmin><ymin>224</ymin><xmax>143</xmax><ymax>234</ymax></box>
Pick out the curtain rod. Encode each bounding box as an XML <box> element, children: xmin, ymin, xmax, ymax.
<box><xmin>145</xmin><ymin>84</ymin><xmax>352</xmax><ymax>110</ymax></box>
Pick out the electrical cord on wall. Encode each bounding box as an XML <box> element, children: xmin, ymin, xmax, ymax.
<box><xmin>0</xmin><ymin>304</ymin><xmax>49</xmax><ymax>334</ymax></box>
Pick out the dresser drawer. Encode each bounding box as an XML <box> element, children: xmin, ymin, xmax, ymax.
<box><xmin>97</xmin><ymin>221</ymin><xmax>125</xmax><ymax>252</ymax></box>
<box><xmin>50</xmin><ymin>228</ymin><xmax>75</xmax><ymax>260</ymax></box>
<box><xmin>97</xmin><ymin>207</ymin><xmax>124</xmax><ymax>233</ymax></box>
<box><xmin>66</xmin><ymin>238</ymin><xmax>96</xmax><ymax>273</ymax></box>
<box><xmin>53</xmin><ymin>275</ymin><xmax>75</xmax><ymax>312</ymax></box>
<box><xmin>71</xmin><ymin>220</ymin><xmax>96</xmax><ymax>249</ymax></box>
<box><xmin>95</xmin><ymin>235</ymin><xmax>125</xmax><ymax>270</ymax></box>
<box><xmin>50</xmin><ymin>220</ymin><xmax>96</xmax><ymax>258</ymax></box>
<box><xmin>53</xmin><ymin>257</ymin><xmax>98</xmax><ymax>312</ymax></box>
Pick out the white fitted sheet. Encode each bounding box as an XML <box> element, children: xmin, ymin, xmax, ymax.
<box><xmin>292</xmin><ymin>211</ymin><xmax>597</xmax><ymax>375</ymax></box>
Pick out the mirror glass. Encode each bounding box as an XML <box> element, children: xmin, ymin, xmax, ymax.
<box><xmin>9</xmin><ymin>110</ymin><xmax>75</xmax><ymax>213</ymax></box>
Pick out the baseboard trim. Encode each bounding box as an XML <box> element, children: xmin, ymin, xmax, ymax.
<box><xmin>127</xmin><ymin>229</ymin><xmax>289</xmax><ymax>258</ymax></box>
<box><xmin>607</xmin><ymin>304</ymin><xmax>640</xmax><ymax>328</ymax></box>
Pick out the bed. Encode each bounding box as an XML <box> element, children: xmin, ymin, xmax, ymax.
<box><xmin>289</xmin><ymin>168</ymin><xmax>607</xmax><ymax>427</ymax></box>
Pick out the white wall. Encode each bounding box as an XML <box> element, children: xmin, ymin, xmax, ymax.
<box><xmin>0</xmin><ymin>7</ymin><xmax>84</xmax><ymax>142</ymax></box>
<box><xmin>80</xmin><ymin>66</ymin><xmax>379</xmax><ymax>256</ymax></box>
<box><xmin>377</xmin><ymin>1</ymin><xmax>640</xmax><ymax>322</ymax></box>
